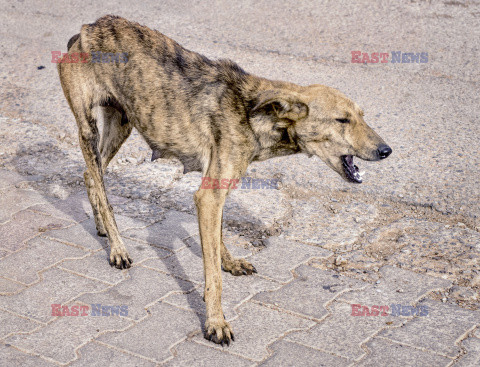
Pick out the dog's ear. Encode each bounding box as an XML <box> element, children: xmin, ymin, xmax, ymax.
<box><xmin>251</xmin><ymin>90</ymin><xmax>309</xmax><ymax>126</ymax></box>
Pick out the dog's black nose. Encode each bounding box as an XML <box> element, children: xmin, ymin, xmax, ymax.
<box><xmin>377</xmin><ymin>144</ymin><xmax>392</xmax><ymax>159</ymax></box>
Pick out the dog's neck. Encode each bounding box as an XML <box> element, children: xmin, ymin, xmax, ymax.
<box><xmin>240</xmin><ymin>75</ymin><xmax>303</xmax><ymax>161</ymax></box>
<box><xmin>213</xmin><ymin>59</ymin><xmax>303</xmax><ymax>161</ymax></box>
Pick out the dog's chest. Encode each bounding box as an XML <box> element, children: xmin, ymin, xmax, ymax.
<box><xmin>150</xmin><ymin>147</ymin><xmax>203</xmax><ymax>174</ymax></box>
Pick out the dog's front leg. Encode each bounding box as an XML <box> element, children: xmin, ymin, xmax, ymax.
<box><xmin>194</xmin><ymin>186</ymin><xmax>233</xmax><ymax>345</ymax></box>
<box><xmin>194</xmin><ymin>161</ymin><xmax>244</xmax><ymax>345</ymax></box>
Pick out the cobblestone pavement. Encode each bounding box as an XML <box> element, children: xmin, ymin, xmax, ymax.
<box><xmin>0</xmin><ymin>0</ymin><xmax>479</xmax><ymax>366</ymax></box>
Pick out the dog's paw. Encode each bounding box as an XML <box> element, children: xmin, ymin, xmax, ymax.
<box><xmin>222</xmin><ymin>257</ymin><xmax>257</xmax><ymax>276</ymax></box>
<box><xmin>204</xmin><ymin>318</ymin><xmax>234</xmax><ymax>346</ymax></box>
<box><xmin>109</xmin><ymin>247</ymin><xmax>133</xmax><ymax>269</ymax></box>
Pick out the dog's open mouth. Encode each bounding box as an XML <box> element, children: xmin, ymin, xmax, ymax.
<box><xmin>341</xmin><ymin>155</ymin><xmax>363</xmax><ymax>183</ymax></box>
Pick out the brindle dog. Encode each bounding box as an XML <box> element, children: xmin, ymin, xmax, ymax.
<box><xmin>57</xmin><ymin>15</ymin><xmax>392</xmax><ymax>345</ymax></box>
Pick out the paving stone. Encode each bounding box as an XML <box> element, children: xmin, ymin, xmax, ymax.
<box><xmin>0</xmin><ymin>344</ymin><xmax>57</xmax><ymax>366</ymax></box>
<box><xmin>98</xmin><ymin>302</ymin><xmax>201</xmax><ymax>362</ymax></box>
<box><xmin>115</xmin><ymin>214</ymin><xmax>149</xmax><ymax>232</ymax></box>
<box><xmin>59</xmin><ymin>238</ymin><xmax>171</xmax><ymax>284</ymax></box>
<box><xmin>77</xmin><ymin>342</ymin><xmax>158</xmax><ymax>366</ymax></box>
<box><xmin>6</xmin><ymin>311</ymin><xmax>133</xmax><ymax>364</ymax></box>
<box><xmin>0</xmin><ymin>187</ymin><xmax>50</xmax><ymax>224</ymax></box>
<box><xmin>186</xmin><ymin>233</ymin><xmax>253</xmax><ymax>258</ymax></box>
<box><xmin>339</xmin><ymin>265</ymin><xmax>452</xmax><ymax>306</ymax></box>
<box><xmin>78</xmin><ymin>267</ymin><xmax>195</xmax><ymax>320</ymax></box>
<box><xmin>283</xmin><ymin>198</ymin><xmax>377</xmax><ymax>249</ymax></box>
<box><xmin>141</xmin><ymin>247</ymin><xmax>205</xmax><ymax>284</ymax></box>
<box><xmin>254</xmin><ymin>265</ymin><xmax>366</xmax><ymax>320</ymax></box>
<box><xmin>0</xmin><ymin>268</ymin><xmax>107</xmax><ymax>323</ymax></box>
<box><xmin>286</xmin><ymin>301</ymin><xmax>404</xmax><ymax>360</ymax></box>
<box><xmin>72</xmin><ymin>341</ymin><xmax>156</xmax><ymax>366</ymax></box>
<box><xmin>122</xmin><ymin>210</ymin><xmax>198</xmax><ymax>251</ymax></box>
<box><xmin>0</xmin><ymin>309</ymin><xmax>42</xmax><ymax>339</ymax></box>
<box><xmin>124</xmin><ymin>238</ymin><xmax>173</xmax><ymax>262</ymax></box>
<box><xmin>29</xmin><ymin>192</ymin><xmax>93</xmax><ymax>223</ymax></box>
<box><xmin>194</xmin><ymin>302</ymin><xmax>314</xmax><ymax>362</ymax></box>
<box><xmin>0</xmin><ymin>169</ymin><xmax>29</xmax><ymax>189</ymax></box>
<box><xmin>225</xmin><ymin>187</ymin><xmax>288</xmax><ymax>228</ymax></box>
<box><xmin>260</xmin><ymin>339</ymin><xmax>350</xmax><ymax>367</ymax></box>
<box><xmin>0</xmin><ymin>278</ymin><xmax>24</xmax><ymax>294</ymax></box>
<box><xmin>356</xmin><ymin>337</ymin><xmax>451</xmax><ymax>366</ymax></box>
<box><xmin>455</xmin><ymin>337</ymin><xmax>480</xmax><ymax>366</ymax></box>
<box><xmin>0</xmin><ymin>237</ymin><xmax>87</xmax><ymax>285</ymax></box>
<box><xmin>165</xmin><ymin>340</ymin><xmax>252</xmax><ymax>367</ymax></box>
<box><xmin>0</xmin><ymin>209</ymin><xmax>72</xmax><ymax>252</ymax></box>
<box><xmin>379</xmin><ymin>300</ymin><xmax>480</xmax><ymax>357</ymax></box>
<box><xmin>43</xmin><ymin>220</ymin><xmax>108</xmax><ymax>250</ymax></box>
<box><xmin>165</xmin><ymin>271</ymin><xmax>281</xmax><ymax>320</ymax></box>
<box><xmin>247</xmin><ymin>236</ymin><xmax>332</xmax><ymax>283</ymax></box>
<box><xmin>59</xmin><ymin>252</ymin><xmax>127</xmax><ymax>286</ymax></box>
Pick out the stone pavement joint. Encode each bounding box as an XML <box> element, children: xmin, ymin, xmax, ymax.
<box><xmin>0</xmin><ymin>209</ymin><xmax>72</xmax><ymax>252</ymax></box>
<box><xmin>378</xmin><ymin>299</ymin><xmax>480</xmax><ymax>358</ymax></box>
<box><xmin>77</xmin><ymin>266</ymin><xmax>196</xmax><ymax>321</ymax></box>
<box><xmin>0</xmin><ymin>236</ymin><xmax>88</xmax><ymax>285</ymax></box>
<box><xmin>253</xmin><ymin>264</ymin><xmax>368</xmax><ymax>321</ymax></box>
<box><xmin>70</xmin><ymin>341</ymin><xmax>157</xmax><ymax>367</ymax></box>
<box><xmin>355</xmin><ymin>337</ymin><xmax>451</xmax><ymax>366</ymax></box>
<box><xmin>246</xmin><ymin>236</ymin><xmax>333</xmax><ymax>283</ymax></box>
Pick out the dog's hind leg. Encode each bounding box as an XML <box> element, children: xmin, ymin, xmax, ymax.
<box><xmin>86</xmin><ymin>105</ymin><xmax>132</xmax><ymax>236</ymax></box>
<box><xmin>71</xmin><ymin>97</ymin><xmax>132</xmax><ymax>268</ymax></box>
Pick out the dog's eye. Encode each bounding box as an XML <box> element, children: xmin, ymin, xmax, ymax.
<box><xmin>336</xmin><ymin>118</ymin><xmax>350</xmax><ymax>123</ymax></box>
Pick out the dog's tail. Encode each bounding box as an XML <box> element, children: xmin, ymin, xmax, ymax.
<box><xmin>67</xmin><ymin>33</ymin><xmax>80</xmax><ymax>50</ymax></box>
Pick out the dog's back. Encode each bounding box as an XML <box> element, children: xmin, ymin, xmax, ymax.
<box><xmin>62</xmin><ymin>15</ymin><xmax>257</xmax><ymax>171</ymax></box>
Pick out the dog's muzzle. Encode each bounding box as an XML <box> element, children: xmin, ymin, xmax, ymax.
<box><xmin>342</xmin><ymin>144</ymin><xmax>392</xmax><ymax>184</ymax></box>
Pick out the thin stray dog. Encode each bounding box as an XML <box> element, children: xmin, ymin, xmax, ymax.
<box><xmin>58</xmin><ymin>15</ymin><xmax>392</xmax><ymax>345</ymax></box>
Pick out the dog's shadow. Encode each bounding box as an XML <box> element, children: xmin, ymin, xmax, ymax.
<box><xmin>9</xmin><ymin>142</ymin><xmax>262</xmax><ymax>331</ymax></box>
<box><xmin>145</xmin><ymin>217</ymin><xmax>206</xmax><ymax>326</ymax></box>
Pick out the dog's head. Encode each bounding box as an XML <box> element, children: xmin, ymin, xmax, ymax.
<box><xmin>250</xmin><ymin>84</ymin><xmax>392</xmax><ymax>183</ymax></box>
